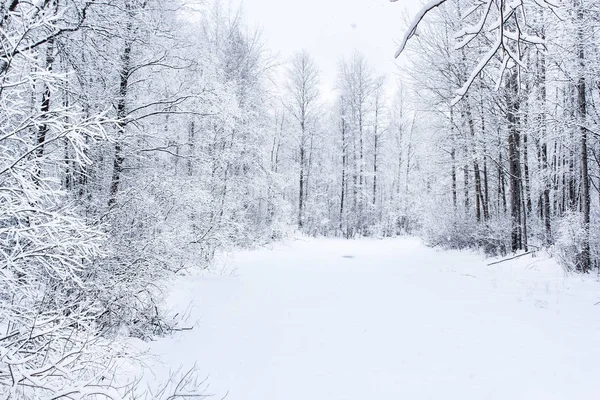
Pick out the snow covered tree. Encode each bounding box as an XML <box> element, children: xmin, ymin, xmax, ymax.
<box><xmin>285</xmin><ymin>50</ymin><xmax>320</xmax><ymax>230</ymax></box>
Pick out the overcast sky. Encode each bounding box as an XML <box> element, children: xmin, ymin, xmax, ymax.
<box><xmin>230</xmin><ymin>0</ymin><xmax>421</xmax><ymax>100</ymax></box>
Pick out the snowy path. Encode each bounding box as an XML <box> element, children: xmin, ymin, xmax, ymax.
<box><xmin>143</xmin><ymin>238</ymin><xmax>600</xmax><ymax>399</ymax></box>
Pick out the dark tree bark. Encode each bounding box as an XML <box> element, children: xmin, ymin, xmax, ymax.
<box><xmin>450</xmin><ymin>107</ymin><xmax>458</xmax><ymax>211</ymax></box>
<box><xmin>480</xmin><ymin>97</ymin><xmax>490</xmax><ymax>221</ymax></box>
<box><xmin>187</xmin><ymin>121</ymin><xmax>195</xmax><ymax>176</ymax></box>
<box><xmin>299</xmin><ymin>142</ymin><xmax>305</xmax><ymax>229</ymax></box>
<box><xmin>497</xmin><ymin>129</ymin><xmax>507</xmax><ymax>215</ymax></box>
<box><xmin>506</xmin><ymin>69</ymin><xmax>523</xmax><ymax>251</ymax></box>
<box><xmin>373</xmin><ymin>96</ymin><xmax>380</xmax><ymax>206</ymax></box>
<box><xmin>464</xmin><ymin>99</ymin><xmax>483</xmax><ymax>222</ymax></box>
<box><xmin>340</xmin><ymin>113</ymin><xmax>347</xmax><ymax>235</ymax></box>
<box><xmin>537</xmin><ymin>32</ymin><xmax>552</xmax><ymax>245</ymax></box>
<box><xmin>34</xmin><ymin>37</ymin><xmax>55</xmax><ymax>182</ymax></box>
<box><xmin>108</xmin><ymin>38</ymin><xmax>132</xmax><ymax>208</ymax></box>
<box><xmin>34</xmin><ymin>1</ymin><xmax>59</xmax><ymax>183</ymax></box>
<box><xmin>576</xmin><ymin>0</ymin><xmax>591</xmax><ymax>272</ymax></box>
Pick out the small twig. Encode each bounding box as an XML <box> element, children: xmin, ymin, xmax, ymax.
<box><xmin>171</xmin><ymin>326</ymin><xmax>194</xmax><ymax>332</ymax></box>
<box><xmin>488</xmin><ymin>251</ymin><xmax>534</xmax><ymax>266</ymax></box>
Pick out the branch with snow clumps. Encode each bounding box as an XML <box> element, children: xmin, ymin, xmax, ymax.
<box><xmin>391</xmin><ymin>0</ymin><xmax>554</xmax><ymax>104</ymax></box>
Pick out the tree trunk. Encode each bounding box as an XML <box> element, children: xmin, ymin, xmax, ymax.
<box><xmin>464</xmin><ymin>161</ymin><xmax>470</xmax><ymax>214</ymax></box>
<box><xmin>538</xmin><ymin>39</ymin><xmax>552</xmax><ymax>245</ymax></box>
<box><xmin>450</xmin><ymin>107</ymin><xmax>458</xmax><ymax>210</ymax></box>
<box><xmin>480</xmin><ymin>98</ymin><xmax>490</xmax><ymax>220</ymax></box>
<box><xmin>108</xmin><ymin>38</ymin><xmax>132</xmax><ymax>208</ymax></box>
<box><xmin>506</xmin><ymin>69</ymin><xmax>523</xmax><ymax>252</ymax></box>
<box><xmin>340</xmin><ymin>116</ymin><xmax>347</xmax><ymax>235</ymax></box>
<box><xmin>188</xmin><ymin>121</ymin><xmax>195</xmax><ymax>176</ymax></box>
<box><xmin>34</xmin><ymin>23</ymin><xmax>56</xmax><ymax>183</ymax></box>
<box><xmin>466</xmin><ymin>102</ymin><xmax>483</xmax><ymax>222</ymax></box>
<box><xmin>373</xmin><ymin>106</ymin><xmax>379</xmax><ymax>206</ymax></box>
<box><xmin>576</xmin><ymin>0</ymin><xmax>591</xmax><ymax>272</ymax></box>
<box><xmin>523</xmin><ymin>131</ymin><xmax>532</xmax><ymax>213</ymax></box>
<box><xmin>498</xmin><ymin>129</ymin><xmax>508</xmax><ymax>215</ymax></box>
<box><xmin>299</xmin><ymin>144</ymin><xmax>305</xmax><ymax>229</ymax></box>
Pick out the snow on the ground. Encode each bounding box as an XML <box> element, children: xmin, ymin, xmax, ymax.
<box><xmin>134</xmin><ymin>237</ymin><xmax>600</xmax><ymax>399</ymax></box>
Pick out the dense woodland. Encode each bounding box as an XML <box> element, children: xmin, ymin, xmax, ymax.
<box><xmin>1</xmin><ymin>0</ymin><xmax>599</xmax><ymax>397</ymax></box>
<box><xmin>400</xmin><ymin>0</ymin><xmax>600</xmax><ymax>274</ymax></box>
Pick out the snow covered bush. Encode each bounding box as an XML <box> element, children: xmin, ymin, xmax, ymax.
<box><xmin>474</xmin><ymin>218</ymin><xmax>512</xmax><ymax>256</ymax></box>
<box><xmin>0</xmin><ymin>1</ymin><xmax>184</xmax><ymax>395</ymax></box>
<box><xmin>0</xmin><ymin>84</ymin><xmax>116</xmax><ymax>398</ymax></box>
<box><xmin>553</xmin><ymin>212</ymin><xmax>599</xmax><ymax>273</ymax></box>
<box><xmin>423</xmin><ymin>206</ymin><xmax>511</xmax><ymax>257</ymax></box>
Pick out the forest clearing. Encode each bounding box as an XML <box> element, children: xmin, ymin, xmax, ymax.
<box><xmin>140</xmin><ymin>238</ymin><xmax>600</xmax><ymax>399</ymax></box>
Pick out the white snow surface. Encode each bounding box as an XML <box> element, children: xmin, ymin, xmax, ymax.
<box><xmin>138</xmin><ymin>237</ymin><xmax>600</xmax><ymax>399</ymax></box>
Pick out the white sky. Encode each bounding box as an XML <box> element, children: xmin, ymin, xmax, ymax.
<box><xmin>231</xmin><ymin>0</ymin><xmax>421</xmax><ymax>101</ymax></box>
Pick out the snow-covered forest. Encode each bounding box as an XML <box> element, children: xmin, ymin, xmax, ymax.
<box><xmin>1</xmin><ymin>0</ymin><xmax>600</xmax><ymax>398</ymax></box>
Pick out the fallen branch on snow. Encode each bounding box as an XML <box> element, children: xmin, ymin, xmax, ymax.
<box><xmin>487</xmin><ymin>252</ymin><xmax>534</xmax><ymax>266</ymax></box>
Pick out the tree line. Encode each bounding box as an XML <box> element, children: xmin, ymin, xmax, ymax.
<box><xmin>394</xmin><ymin>0</ymin><xmax>600</xmax><ymax>274</ymax></box>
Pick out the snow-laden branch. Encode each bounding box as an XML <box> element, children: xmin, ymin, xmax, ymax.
<box><xmin>392</xmin><ymin>0</ymin><xmax>554</xmax><ymax>103</ymax></box>
<box><xmin>452</xmin><ymin>35</ymin><xmax>502</xmax><ymax>105</ymax></box>
<box><xmin>391</xmin><ymin>0</ymin><xmax>448</xmax><ymax>58</ymax></box>
<box><xmin>454</xmin><ymin>0</ymin><xmax>493</xmax><ymax>49</ymax></box>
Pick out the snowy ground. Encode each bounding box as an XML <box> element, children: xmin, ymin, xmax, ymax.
<box><xmin>135</xmin><ymin>237</ymin><xmax>600</xmax><ymax>399</ymax></box>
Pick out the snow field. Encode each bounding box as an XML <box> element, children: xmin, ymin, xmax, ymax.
<box><xmin>137</xmin><ymin>237</ymin><xmax>600</xmax><ymax>399</ymax></box>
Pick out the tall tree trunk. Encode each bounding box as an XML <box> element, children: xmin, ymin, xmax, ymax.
<box><xmin>464</xmin><ymin>160</ymin><xmax>470</xmax><ymax>214</ymax></box>
<box><xmin>556</xmin><ymin>143</ymin><xmax>562</xmax><ymax>213</ymax></box>
<box><xmin>34</xmin><ymin>17</ymin><xmax>56</xmax><ymax>183</ymax></box>
<box><xmin>538</xmin><ymin>36</ymin><xmax>552</xmax><ymax>245</ymax></box>
<box><xmin>373</xmin><ymin>105</ymin><xmax>379</xmax><ymax>206</ymax></box>
<box><xmin>506</xmin><ymin>69</ymin><xmax>523</xmax><ymax>251</ymax></box>
<box><xmin>108</xmin><ymin>38</ymin><xmax>132</xmax><ymax>208</ymax></box>
<box><xmin>404</xmin><ymin>120</ymin><xmax>414</xmax><ymax>231</ymax></box>
<box><xmin>466</xmin><ymin>111</ymin><xmax>483</xmax><ymax>223</ymax></box>
<box><xmin>568</xmin><ymin>134</ymin><xmax>576</xmax><ymax>210</ymax></box>
<box><xmin>498</xmin><ymin>129</ymin><xmax>508</xmax><ymax>215</ymax></box>
<box><xmin>299</xmin><ymin>142</ymin><xmax>305</xmax><ymax>229</ymax></box>
<box><xmin>306</xmin><ymin>129</ymin><xmax>315</xmax><ymax>206</ymax></box>
<box><xmin>272</xmin><ymin>113</ymin><xmax>284</xmax><ymax>173</ymax></box>
<box><xmin>483</xmin><ymin>142</ymin><xmax>490</xmax><ymax>220</ymax></box>
<box><xmin>340</xmin><ymin>116</ymin><xmax>347</xmax><ymax>235</ymax></box>
<box><xmin>480</xmin><ymin>98</ymin><xmax>490</xmax><ymax>220</ymax></box>
<box><xmin>523</xmin><ymin>130</ymin><xmax>532</xmax><ymax>213</ymax></box>
<box><xmin>576</xmin><ymin>0</ymin><xmax>591</xmax><ymax>272</ymax></box>
<box><xmin>188</xmin><ymin>121</ymin><xmax>195</xmax><ymax>176</ymax></box>
<box><xmin>450</xmin><ymin>108</ymin><xmax>458</xmax><ymax>211</ymax></box>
